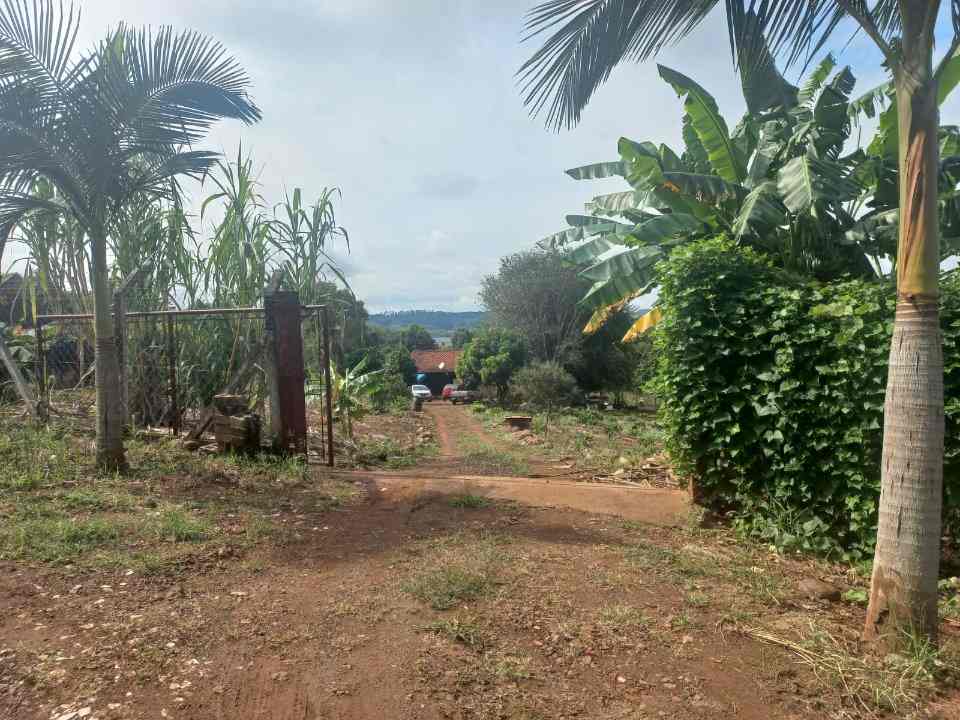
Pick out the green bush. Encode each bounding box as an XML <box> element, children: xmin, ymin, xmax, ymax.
<box><xmin>510</xmin><ymin>361</ymin><xmax>580</xmax><ymax>410</ymax></box>
<box><xmin>655</xmin><ymin>237</ymin><xmax>960</xmax><ymax>560</ymax></box>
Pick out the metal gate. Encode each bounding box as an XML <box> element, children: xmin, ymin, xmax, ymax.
<box><xmin>32</xmin><ymin>294</ymin><xmax>335</xmax><ymax>464</ymax></box>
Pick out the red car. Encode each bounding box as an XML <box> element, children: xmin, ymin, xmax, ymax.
<box><xmin>441</xmin><ymin>383</ymin><xmax>459</xmax><ymax>401</ymax></box>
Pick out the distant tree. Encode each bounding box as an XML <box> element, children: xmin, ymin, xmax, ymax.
<box><xmin>480</xmin><ymin>249</ymin><xmax>589</xmax><ymax>363</ymax></box>
<box><xmin>400</xmin><ymin>324</ymin><xmax>437</xmax><ymax>351</ymax></box>
<box><xmin>458</xmin><ymin>328</ymin><xmax>527</xmax><ymax>402</ymax></box>
<box><xmin>383</xmin><ymin>345</ymin><xmax>417</xmax><ymax>386</ymax></box>
<box><xmin>511</xmin><ymin>362</ymin><xmax>580</xmax><ymax>433</ymax></box>
<box><xmin>450</xmin><ymin>327</ymin><xmax>475</xmax><ymax>350</ymax></box>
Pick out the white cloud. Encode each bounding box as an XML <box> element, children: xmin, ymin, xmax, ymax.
<box><xmin>13</xmin><ymin>2</ymin><xmax>924</xmax><ymax>313</ymax></box>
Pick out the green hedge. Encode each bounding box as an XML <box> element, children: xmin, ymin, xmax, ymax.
<box><xmin>655</xmin><ymin>237</ymin><xmax>960</xmax><ymax>560</ymax></box>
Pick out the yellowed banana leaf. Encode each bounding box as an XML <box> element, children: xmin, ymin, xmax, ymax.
<box><xmin>582</xmin><ymin>287</ymin><xmax>653</xmax><ymax>336</ymax></box>
<box><xmin>622</xmin><ymin>307</ymin><xmax>662</xmax><ymax>343</ymax></box>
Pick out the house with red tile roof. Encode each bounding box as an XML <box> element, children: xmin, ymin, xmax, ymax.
<box><xmin>410</xmin><ymin>349</ymin><xmax>462</xmax><ymax>395</ymax></box>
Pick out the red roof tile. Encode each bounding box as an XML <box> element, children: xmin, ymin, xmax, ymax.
<box><xmin>411</xmin><ymin>349</ymin><xmax>462</xmax><ymax>373</ymax></box>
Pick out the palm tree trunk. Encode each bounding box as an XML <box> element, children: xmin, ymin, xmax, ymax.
<box><xmin>864</xmin><ymin>20</ymin><xmax>943</xmax><ymax>643</ymax></box>
<box><xmin>91</xmin><ymin>228</ymin><xmax>126</xmax><ymax>471</ymax></box>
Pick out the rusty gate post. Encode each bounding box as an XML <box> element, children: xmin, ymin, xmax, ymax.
<box><xmin>264</xmin><ymin>288</ymin><xmax>307</xmax><ymax>454</ymax></box>
<box><xmin>165</xmin><ymin>314</ymin><xmax>180</xmax><ymax>437</ymax></box>
<box><xmin>112</xmin><ymin>290</ymin><xmax>129</xmax><ymax>427</ymax></box>
<box><xmin>322</xmin><ymin>305</ymin><xmax>335</xmax><ymax>467</ymax></box>
<box><xmin>35</xmin><ymin>319</ymin><xmax>47</xmax><ymax>421</ymax></box>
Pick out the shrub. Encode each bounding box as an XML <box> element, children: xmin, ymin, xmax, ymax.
<box><xmin>511</xmin><ymin>361</ymin><xmax>580</xmax><ymax>411</ymax></box>
<box><xmin>655</xmin><ymin>237</ymin><xmax>960</xmax><ymax>560</ymax></box>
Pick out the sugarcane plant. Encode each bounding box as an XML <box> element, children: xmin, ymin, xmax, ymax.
<box><xmin>0</xmin><ymin>0</ymin><xmax>261</xmax><ymax>469</ymax></box>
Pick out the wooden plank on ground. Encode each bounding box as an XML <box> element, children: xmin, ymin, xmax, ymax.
<box><xmin>185</xmin><ymin>342</ymin><xmax>264</xmax><ymax>441</ymax></box>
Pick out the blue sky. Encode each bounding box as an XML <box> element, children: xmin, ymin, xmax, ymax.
<box><xmin>12</xmin><ymin>1</ymin><xmax>960</xmax><ymax>312</ymax></box>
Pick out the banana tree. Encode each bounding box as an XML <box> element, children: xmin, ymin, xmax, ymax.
<box><xmin>546</xmin><ymin>55</ymin><xmax>879</xmax><ymax>340</ymax></box>
<box><xmin>328</xmin><ymin>357</ymin><xmax>384</xmax><ymax>439</ymax></box>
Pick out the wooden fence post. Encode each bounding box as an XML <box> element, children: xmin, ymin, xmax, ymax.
<box><xmin>322</xmin><ymin>305</ymin><xmax>335</xmax><ymax>467</ymax></box>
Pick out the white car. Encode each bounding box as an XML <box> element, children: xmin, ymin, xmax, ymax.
<box><xmin>411</xmin><ymin>384</ymin><xmax>433</xmax><ymax>401</ymax></box>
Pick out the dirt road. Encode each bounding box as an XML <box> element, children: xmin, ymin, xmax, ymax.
<box><xmin>0</xmin><ymin>405</ymin><xmax>915</xmax><ymax>719</ymax></box>
<box><xmin>349</xmin><ymin>402</ymin><xmax>689</xmax><ymax>527</ymax></box>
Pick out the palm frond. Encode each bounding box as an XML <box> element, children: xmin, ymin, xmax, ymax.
<box><xmin>117</xmin><ymin>25</ymin><xmax>261</xmax><ymax>149</ymax></box>
<box><xmin>518</xmin><ymin>0</ymin><xmax>722</xmax><ymax>130</ymax></box>
<box><xmin>0</xmin><ymin>0</ymin><xmax>82</xmax><ymax>99</ymax></box>
<box><xmin>516</xmin><ymin>0</ymin><xmax>907</xmax><ymax>130</ymax></box>
<box><xmin>0</xmin><ymin>188</ymin><xmax>65</xmax><ymax>230</ymax></box>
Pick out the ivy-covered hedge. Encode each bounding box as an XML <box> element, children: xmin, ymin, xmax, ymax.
<box><xmin>655</xmin><ymin>237</ymin><xmax>960</xmax><ymax>560</ymax></box>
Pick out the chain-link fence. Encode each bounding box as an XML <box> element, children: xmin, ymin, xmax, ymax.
<box><xmin>28</xmin><ymin>301</ymin><xmax>333</xmax><ymax>462</ymax></box>
<box><xmin>124</xmin><ymin>310</ymin><xmax>269</xmax><ymax>435</ymax></box>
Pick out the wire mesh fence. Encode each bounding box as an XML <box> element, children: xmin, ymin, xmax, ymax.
<box><xmin>27</xmin><ymin>301</ymin><xmax>333</xmax><ymax>462</ymax></box>
<box><xmin>124</xmin><ymin>311</ymin><xmax>269</xmax><ymax>435</ymax></box>
<box><xmin>37</xmin><ymin>317</ymin><xmax>96</xmax><ymax>416</ymax></box>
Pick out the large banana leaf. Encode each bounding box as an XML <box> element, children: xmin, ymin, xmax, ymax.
<box><xmin>848</xmin><ymin>81</ymin><xmax>891</xmax><ymax>122</ymax></box>
<box><xmin>540</xmin><ymin>218</ymin><xmax>631</xmax><ymax>248</ymax></box>
<box><xmin>659</xmin><ymin>143</ymin><xmax>685</xmax><ymax>172</ymax></box>
<box><xmin>810</xmin><ymin>67</ymin><xmax>856</xmax><ymax>158</ymax></box>
<box><xmin>565</xmin><ymin>214</ymin><xmax>634</xmax><ymax>233</ymax></box>
<box><xmin>730</xmin><ymin>7</ymin><xmax>798</xmax><ymax>115</ymax></box>
<box><xmin>622</xmin><ymin>307</ymin><xmax>663</xmax><ymax>343</ymax></box>
<box><xmin>584</xmin><ymin>190</ymin><xmax>658</xmax><ymax>214</ymax></box>
<box><xmin>582</xmin><ymin>289</ymin><xmax>645</xmax><ymax>336</ymax></box>
<box><xmin>579</xmin><ymin>246</ymin><xmax>660</xmax><ymax>310</ymax></box>
<box><xmin>747</xmin><ymin>121</ymin><xmax>782</xmax><ymax>186</ymax></box>
<box><xmin>658</xmin><ymin>65</ymin><xmax>746</xmax><ymax>184</ymax></box>
<box><xmin>581</xmin><ymin>245</ymin><xmax>659</xmax><ymax>282</ymax></box>
<box><xmin>662</xmin><ymin>172</ymin><xmax>745</xmax><ymax>202</ymax></box>
<box><xmin>540</xmin><ymin>226</ymin><xmax>592</xmax><ymax>248</ymax></box>
<box><xmin>797</xmin><ymin>55</ymin><xmax>836</xmax><ymax>107</ymax></box>
<box><xmin>681</xmin><ymin>115</ymin><xmax>711</xmax><ymax>173</ymax></box>
<box><xmin>777</xmin><ymin>153</ymin><xmax>861</xmax><ymax>214</ymax></box>
<box><xmin>565</xmin><ymin>236</ymin><xmax>617</xmax><ymax>266</ymax></box>
<box><xmin>733</xmin><ymin>181</ymin><xmax>786</xmax><ymax>239</ymax></box>
<box><xmin>627</xmin><ymin>213</ymin><xmax>702</xmax><ymax>247</ymax></box>
<box><xmin>565</xmin><ymin>161</ymin><xmax>627</xmax><ymax>181</ymax></box>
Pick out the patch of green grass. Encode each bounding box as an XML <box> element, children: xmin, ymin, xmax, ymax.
<box><xmin>355</xmin><ymin>437</ymin><xmax>436</xmax><ymax>470</ymax></box>
<box><xmin>622</xmin><ymin>542</ymin><xmax>680</xmax><ymax>569</ymax></box>
<box><xmin>448</xmin><ymin>493</ymin><xmax>490</xmax><ymax>509</ymax></box>
<box><xmin>744</xmin><ymin>623</ymin><xmax>960</xmax><ymax>715</ymax></box>
<box><xmin>730</xmin><ymin>564</ymin><xmax>786</xmax><ymax>605</ymax></box>
<box><xmin>670</xmin><ymin>612</ymin><xmax>693</xmax><ymax>631</ymax></box>
<box><xmin>488</xmin><ymin>654</ymin><xmax>532</xmax><ymax>681</ymax></box>
<box><xmin>58</xmin><ymin>486</ymin><xmax>136</xmax><ymax>511</ymax></box>
<box><xmin>151</xmin><ymin>508</ymin><xmax>212</xmax><ymax>542</ymax></box>
<box><xmin>459</xmin><ymin>437</ymin><xmax>530</xmax><ymax>476</ymax></box>
<box><xmin>685</xmin><ymin>590</ymin><xmax>710</xmax><ymax>608</ymax></box>
<box><xmin>403</xmin><ymin>565</ymin><xmax>492</xmax><ymax>610</ymax></box>
<box><xmin>598</xmin><ymin>604</ymin><xmax>648</xmax><ymax>631</ymax></box>
<box><xmin>424</xmin><ymin>616</ymin><xmax>487</xmax><ymax>649</ymax></box>
<box><xmin>0</xmin><ymin>517</ymin><xmax>120</xmax><ymax>563</ymax></box>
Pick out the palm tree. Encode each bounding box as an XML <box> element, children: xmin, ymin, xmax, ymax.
<box><xmin>520</xmin><ymin>1</ymin><xmax>955</xmax><ymax>644</ymax></box>
<box><xmin>0</xmin><ymin>0</ymin><xmax>261</xmax><ymax>470</ymax></box>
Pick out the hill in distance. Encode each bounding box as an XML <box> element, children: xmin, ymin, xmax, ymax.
<box><xmin>368</xmin><ymin>310</ymin><xmax>487</xmax><ymax>334</ymax></box>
